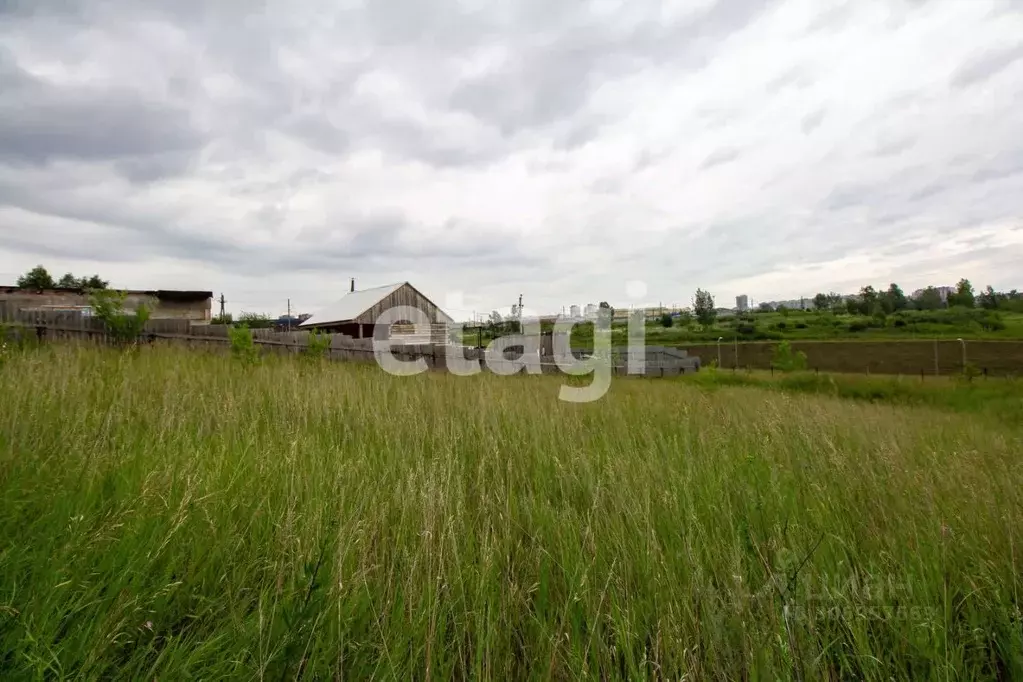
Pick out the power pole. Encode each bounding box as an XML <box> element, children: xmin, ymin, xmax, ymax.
<box><xmin>287</xmin><ymin>298</ymin><xmax>291</xmax><ymax>331</ymax></box>
<box><xmin>219</xmin><ymin>293</ymin><xmax>226</xmax><ymax>319</ymax></box>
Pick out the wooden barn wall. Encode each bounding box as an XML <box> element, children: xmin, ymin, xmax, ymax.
<box><xmin>353</xmin><ymin>284</ymin><xmax>453</xmax><ymax>325</ymax></box>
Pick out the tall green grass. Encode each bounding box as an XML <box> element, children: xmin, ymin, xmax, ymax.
<box><xmin>1</xmin><ymin>345</ymin><xmax>1022</xmax><ymax>679</ymax></box>
<box><xmin>685</xmin><ymin>367</ymin><xmax>1023</xmax><ymax>427</ymax></box>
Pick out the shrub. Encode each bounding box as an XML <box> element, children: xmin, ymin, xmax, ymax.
<box><xmin>774</xmin><ymin>321</ymin><xmax>787</xmax><ymax>330</ymax></box>
<box><xmin>660</xmin><ymin>313</ymin><xmax>673</xmax><ymax>328</ymax></box>
<box><xmin>771</xmin><ymin>340</ymin><xmax>808</xmax><ymax>372</ymax></box>
<box><xmin>848</xmin><ymin>321</ymin><xmax>868</xmax><ymax>333</ymax></box>
<box><xmin>893</xmin><ymin>319</ymin><xmax>907</xmax><ymax>328</ymax></box>
<box><xmin>736</xmin><ymin>324</ymin><xmax>757</xmax><ymax>336</ymax></box>
<box><xmin>229</xmin><ymin>325</ymin><xmax>260</xmax><ymax>365</ymax></box>
<box><xmin>237</xmin><ymin>312</ymin><xmax>276</xmax><ymax>329</ymax></box>
<box><xmin>795</xmin><ymin>322</ymin><xmax>808</xmax><ymax>329</ymax></box>
<box><xmin>89</xmin><ymin>289</ymin><xmax>150</xmax><ymax>345</ymax></box>
<box><xmin>305</xmin><ymin>329</ymin><xmax>332</xmax><ymax>360</ymax></box>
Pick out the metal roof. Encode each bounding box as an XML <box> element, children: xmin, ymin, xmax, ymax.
<box><xmin>299</xmin><ymin>282</ymin><xmax>405</xmax><ymax>327</ymax></box>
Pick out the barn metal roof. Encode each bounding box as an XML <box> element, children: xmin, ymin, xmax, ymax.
<box><xmin>299</xmin><ymin>282</ymin><xmax>405</xmax><ymax>327</ymax></box>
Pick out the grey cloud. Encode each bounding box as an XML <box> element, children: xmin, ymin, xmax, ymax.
<box><xmin>971</xmin><ymin>150</ymin><xmax>1023</xmax><ymax>183</ymax></box>
<box><xmin>910</xmin><ymin>182</ymin><xmax>947</xmax><ymax>201</ymax></box>
<box><xmin>801</xmin><ymin>108</ymin><xmax>825</xmax><ymax>134</ymax></box>
<box><xmin>766</xmin><ymin>66</ymin><xmax>814</xmax><ymax>93</ymax></box>
<box><xmin>272</xmin><ymin>215</ymin><xmax>552</xmax><ymax>273</ymax></box>
<box><xmin>873</xmin><ymin>136</ymin><xmax>916</xmax><ymax>157</ymax></box>
<box><xmin>447</xmin><ymin>0</ymin><xmax>771</xmax><ymax>135</ymax></box>
<box><xmin>0</xmin><ymin>59</ymin><xmax>205</xmax><ymax>167</ymax></box>
<box><xmin>806</xmin><ymin>2</ymin><xmax>856</xmax><ymax>33</ymax></box>
<box><xmin>824</xmin><ymin>183</ymin><xmax>871</xmax><ymax>211</ymax></box>
<box><xmin>951</xmin><ymin>43</ymin><xmax>1023</xmax><ymax>88</ymax></box>
<box><xmin>700</xmin><ymin>147</ymin><xmax>741</xmax><ymax>169</ymax></box>
<box><xmin>115</xmin><ymin>152</ymin><xmax>196</xmax><ymax>184</ymax></box>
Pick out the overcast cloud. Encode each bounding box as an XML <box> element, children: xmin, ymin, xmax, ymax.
<box><xmin>1</xmin><ymin>0</ymin><xmax>1021</xmax><ymax>319</ymax></box>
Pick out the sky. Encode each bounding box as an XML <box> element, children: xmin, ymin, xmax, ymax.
<box><xmin>1</xmin><ymin>0</ymin><xmax>1021</xmax><ymax>321</ymax></box>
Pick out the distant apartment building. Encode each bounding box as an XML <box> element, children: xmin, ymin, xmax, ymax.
<box><xmin>584</xmin><ymin>303</ymin><xmax>598</xmax><ymax>318</ymax></box>
<box><xmin>736</xmin><ymin>294</ymin><xmax>749</xmax><ymax>312</ymax></box>
<box><xmin>569</xmin><ymin>304</ymin><xmax>581</xmax><ymax>318</ymax></box>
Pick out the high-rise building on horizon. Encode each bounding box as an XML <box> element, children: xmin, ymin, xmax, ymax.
<box><xmin>736</xmin><ymin>294</ymin><xmax>749</xmax><ymax>312</ymax></box>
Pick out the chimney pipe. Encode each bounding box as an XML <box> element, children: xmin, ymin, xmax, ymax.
<box><xmin>350</xmin><ymin>277</ymin><xmax>355</xmax><ymax>292</ymax></box>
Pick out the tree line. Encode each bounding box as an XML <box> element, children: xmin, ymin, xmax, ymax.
<box><xmin>15</xmin><ymin>265</ymin><xmax>108</xmax><ymax>291</ymax></box>
<box><xmin>809</xmin><ymin>279</ymin><xmax>1023</xmax><ymax>315</ymax></box>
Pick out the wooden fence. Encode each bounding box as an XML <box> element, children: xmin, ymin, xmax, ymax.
<box><xmin>0</xmin><ymin>308</ymin><xmax>699</xmax><ymax>377</ymax></box>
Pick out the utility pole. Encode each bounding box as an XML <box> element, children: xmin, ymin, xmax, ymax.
<box><xmin>219</xmin><ymin>293</ymin><xmax>226</xmax><ymax>319</ymax></box>
<box><xmin>287</xmin><ymin>298</ymin><xmax>291</xmax><ymax>331</ymax></box>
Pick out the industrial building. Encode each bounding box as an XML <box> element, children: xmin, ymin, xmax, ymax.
<box><xmin>0</xmin><ymin>285</ymin><xmax>213</xmax><ymax>322</ymax></box>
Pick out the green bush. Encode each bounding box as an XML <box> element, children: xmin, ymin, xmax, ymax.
<box><xmin>848</xmin><ymin>321</ymin><xmax>868</xmax><ymax>333</ymax></box>
<box><xmin>771</xmin><ymin>340</ymin><xmax>808</xmax><ymax>372</ymax></box>
<box><xmin>304</xmin><ymin>329</ymin><xmax>332</xmax><ymax>360</ymax></box>
<box><xmin>89</xmin><ymin>290</ymin><xmax>150</xmax><ymax>344</ymax></box>
<box><xmin>660</xmin><ymin>313</ymin><xmax>673</xmax><ymax>328</ymax></box>
<box><xmin>229</xmin><ymin>325</ymin><xmax>260</xmax><ymax>365</ymax></box>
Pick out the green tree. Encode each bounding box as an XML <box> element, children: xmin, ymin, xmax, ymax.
<box><xmin>17</xmin><ymin>265</ymin><xmax>55</xmax><ymax>289</ymax></box>
<box><xmin>884</xmin><ymin>283</ymin><xmax>907</xmax><ymax>313</ymax></box>
<box><xmin>948</xmin><ymin>278</ymin><xmax>975</xmax><ymax>308</ymax></box>
<box><xmin>693</xmin><ymin>289</ymin><xmax>716</xmax><ymax>326</ymax></box>
<box><xmin>978</xmin><ymin>285</ymin><xmax>1000</xmax><ymax>310</ymax></box>
<box><xmin>915</xmin><ymin>287</ymin><xmax>944</xmax><ymax>310</ymax></box>
<box><xmin>57</xmin><ymin>272</ymin><xmax>108</xmax><ymax>289</ymax></box>
<box><xmin>757</xmin><ymin>302</ymin><xmax>773</xmax><ymax>313</ymax></box>
<box><xmin>858</xmin><ymin>286</ymin><xmax>879</xmax><ymax>315</ymax></box>
<box><xmin>813</xmin><ymin>293</ymin><xmax>829</xmax><ymax>311</ymax></box>
<box><xmin>81</xmin><ymin>275</ymin><xmax>108</xmax><ymax>289</ymax></box>
<box><xmin>660</xmin><ymin>313</ymin><xmax>673</xmax><ymax>328</ymax></box>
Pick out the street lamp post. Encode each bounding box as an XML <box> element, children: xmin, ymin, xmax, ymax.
<box><xmin>717</xmin><ymin>336</ymin><xmax>723</xmax><ymax>368</ymax></box>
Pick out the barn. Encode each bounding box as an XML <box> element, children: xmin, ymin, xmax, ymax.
<box><xmin>299</xmin><ymin>281</ymin><xmax>454</xmax><ymax>339</ymax></box>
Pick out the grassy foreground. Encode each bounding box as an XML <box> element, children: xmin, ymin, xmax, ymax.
<box><xmin>1</xmin><ymin>346</ymin><xmax>1022</xmax><ymax>680</ymax></box>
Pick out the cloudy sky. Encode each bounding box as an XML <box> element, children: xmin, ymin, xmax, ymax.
<box><xmin>1</xmin><ymin>0</ymin><xmax>1021</xmax><ymax>320</ymax></box>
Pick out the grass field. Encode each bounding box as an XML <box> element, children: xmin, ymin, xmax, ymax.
<box><xmin>2</xmin><ymin>345</ymin><xmax>1022</xmax><ymax>679</ymax></box>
